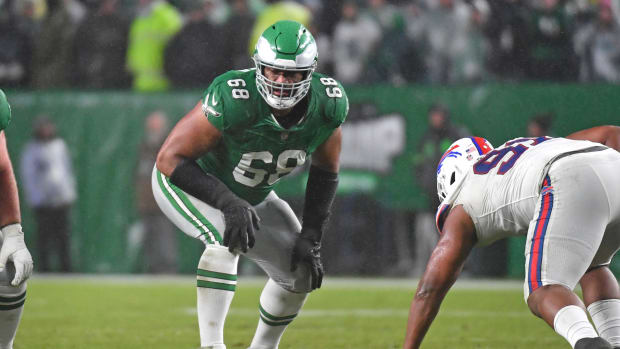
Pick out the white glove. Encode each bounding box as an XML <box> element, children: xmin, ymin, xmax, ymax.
<box><xmin>0</xmin><ymin>224</ymin><xmax>33</xmax><ymax>286</ymax></box>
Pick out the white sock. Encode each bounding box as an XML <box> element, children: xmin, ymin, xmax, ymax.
<box><xmin>588</xmin><ymin>299</ymin><xmax>620</xmax><ymax>347</ymax></box>
<box><xmin>248</xmin><ymin>279</ymin><xmax>308</xmax><ymax>349</ymax></box>
<box><xmin>196</xmin><ymin>245</ymin><xmax>239</xmax><ymax>348</ymax></box>
<box><xmin>554</xmin><ymin>305</ymin><xmax>599</xmax><ymax>348</ymax></box>
<box><xmin>0</xmin><ymin>283</ymin><xmax>27</xmax><ymax>349</ymax></box>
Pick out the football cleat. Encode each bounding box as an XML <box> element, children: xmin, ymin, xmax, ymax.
<box><xmin>574</xmin><ymin>337</ymin><xmax>612</xmax><ymax>349</ymax></box>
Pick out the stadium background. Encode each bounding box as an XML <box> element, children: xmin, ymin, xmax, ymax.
<box><xmin>2</xmin><ymin>0</ymin><xmax>620</xmax><ymax>277</ymax></box>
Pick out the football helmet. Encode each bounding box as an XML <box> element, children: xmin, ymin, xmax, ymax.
<box><xmin>253</xmin><ymin>20</ymin><xmax>317</xmax><ymax>110</ymax></box>
<box><xmin>436</xmin><ymin>137</ymin><xmax>493</xmax><ymax>205</ymax></box>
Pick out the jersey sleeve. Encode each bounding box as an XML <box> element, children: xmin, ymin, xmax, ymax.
<box><xmin>318</xmin><ymin>75</ymin><xmax>349</xmax><ymax>129</ymax></box>
<box><xmin>0</xmin><ymin>89</ymin><xmax>12</xmax><ymax>131</ymax></box>
<box><xmin>200</xmin><ymin>71</ymin><xmax>254</xmax><ymax>132</ymax></box>
<box><xmin>201</xmin><ymin>82</ymin><xmax>229</xmax><ymax>132</ymax></box>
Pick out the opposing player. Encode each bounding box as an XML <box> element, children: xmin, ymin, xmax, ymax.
<box><xmin>0</xmin><ymin>89</ymin><xmax>34</xmax><ymax>349</ymax></box>
<box><xmin>404</xmin><ymin>126</ymin><xmax>620</xmax><ymax>349</ymax></box>
<box><xmin>153</xmin><ymin>21</ymin><xmax>347</xmax><ymax>348</ymax></box>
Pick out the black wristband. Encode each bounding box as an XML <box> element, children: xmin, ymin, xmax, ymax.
<box><xmin>301</xmin><ymin>165</ymin><xmax>338</xmax><ymax>241</ymax></box>
<box><xmin>169</xmin><ymin>159</ymin><xmax>246</xmax><ymax>209</ymax></box>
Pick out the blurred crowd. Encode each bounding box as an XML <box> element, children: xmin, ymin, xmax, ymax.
<box><xmin>1</xmin><ymin>0</ymin><xmax>620</xmax><ymax>91</ymax></box>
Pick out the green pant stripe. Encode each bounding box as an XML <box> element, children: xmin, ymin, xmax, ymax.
<box><xmin>197</xmin><ymin>280</ymin><xmax>236</xmax><ymax>292</ymax></box>
<box><xmin>259</xmin><ymin>304</ymin><xmax>298</xmax><ymax>321</ymax></box>
<box><xmin>0</xmin><ymin>299</ymin><xmax>25</xmax><ymax>311</ymax></box>
<box><xmin>161</xmin><ymin>171</ymin><xmax>223</xmax><ymax>243</ymax></box>
<box><xmin>259</xmin><ymin>315</ymin><xmax>293</xmax><ymax>327</ymax></box>
<box><xmin>157</xmin><ymin>170</ymin><xmax>220</xmax><ymax>244</ymax></box>
<box><xmin>197</xmin><ymin>269</ymin><xmax>237</xmax><ymax>281</ymax></box>
<box><xmin>0</xmin><ymin>291</ymin><xmax>25</xmax><ymax>303</ymax></box>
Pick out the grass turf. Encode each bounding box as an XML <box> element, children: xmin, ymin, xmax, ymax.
<box><xmin>16</xmin><ymin>276</ymin><xmax>568</xmax><ymax>349</ymax></box>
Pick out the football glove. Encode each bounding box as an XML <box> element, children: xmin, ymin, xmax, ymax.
<box><xmin>290</xmin><ymin>230</ymin><xmax>324</xmax><ymax>290</ymax></box>
<box><xmin>0</xmin><ymin>224</ymin><xmax>34</xmax><ymax>286</ymax></box>
<box><xmin>222</xmin><ymin>203</ymin><xmax>260</xmax><ymax>254</ymax></box>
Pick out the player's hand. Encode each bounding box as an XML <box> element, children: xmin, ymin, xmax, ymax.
<box><xmin>222</xmin><ymin>204</ymin><xmax>260</xmax><ymax>254</ymax></box>
<box><xmin>0</xmin><ymin>224</ymin><xmax>34</xmax><ymax>286</ymax></box>
<box><xmin>290</xmin><ymin>232</ymin><xmax>324</xmax><ymax>290</ymax></box>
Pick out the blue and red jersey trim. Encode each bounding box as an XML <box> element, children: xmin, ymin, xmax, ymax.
<box><xmin>527</xmin><ymin>175</ymin><xmax>554</xmax><ymax>294</ymax></box>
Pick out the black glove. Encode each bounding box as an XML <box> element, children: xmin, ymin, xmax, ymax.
<box><xmin>222</xmin><ymin>203</ymin><xmax>260</xmax><ymax>253</ymax></box>
<box><xmin>290</xmin><ymin>230</ymin><xmax>324</xmax><ymax>290</ymax></box>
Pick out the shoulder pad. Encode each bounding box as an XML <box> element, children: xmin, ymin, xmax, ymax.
<box><xmin>201</xmin><ymin>70</ymin><xmax>257</xmax><ymax>131</ymax></box>
<box><xmin>0</xmin><ymin>90</ymin><xmax>12</xmax><ymax>131</ymax></box>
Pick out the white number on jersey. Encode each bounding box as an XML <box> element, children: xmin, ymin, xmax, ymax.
<box><xmin>320</xmin><ymin>77</ymin><xmax>342</xmax><ymax>98</ymax></box>
<box><xmin>232</xmin><ymin>150</ymin><xmax>307</xmax><ymax>187</ymax></box>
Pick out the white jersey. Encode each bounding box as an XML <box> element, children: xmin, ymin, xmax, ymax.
<box><xmin>452</xmin><ymin>137</ymin><xmax>607</xmax><ymax>246</ymax></box>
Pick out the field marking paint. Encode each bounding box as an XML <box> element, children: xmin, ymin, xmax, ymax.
<box><xmin>182</xmin><ymin>307</ymin><xmax>528</xmax><ymax>318</ymax></box>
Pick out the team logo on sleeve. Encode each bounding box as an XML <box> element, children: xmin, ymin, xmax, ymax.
<box><xmin>202</xmin><ymin>93</ymin><xmax>221</xmax><ymax>117</ymax></box>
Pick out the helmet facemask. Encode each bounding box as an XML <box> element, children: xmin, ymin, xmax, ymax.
<box><xmin>253</xmin><ymin>57</ymin><xmax>316</xmax><ymax>110</ymax></box>
<box><xmin>253</xmin><ymin>21</ymin><xmax>318</xmax><ymax>110</ymax></box>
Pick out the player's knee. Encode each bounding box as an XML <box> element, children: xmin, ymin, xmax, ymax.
<box><xmin>0</xmin><ymin>263</ymin><xmax>27</xmax><ymax>310</ymax></box>
<box><xmin>288</xmin><ymin>269</ymin><xmax>313</xmax><ymax>294</ymax></box>
<box><xmin>198</xmin><ymin>245</ymin><xmax>239</xmax><ymax>274</ymax></box>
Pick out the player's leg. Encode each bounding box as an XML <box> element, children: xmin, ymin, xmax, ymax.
<box><xmin>245</xmin><ymin>192</ymin><xmax>312</xmax><ymax>349</ymax></box>
<box><xmin>524</xmin><ymin>168</ymin><xmax>611</xmax><ymax>348</ymax></box>
<box><xmin>249</xmin><ymin>279</ymin><xmax>308</xmax><ymax>349</ymax></box>
<box><xmin>152</xmin><ymin>167</ymin><xmax>236</xmax><ymax>349</ymax></box>
<box><xmin>0</xmin><ymin>261</ymin><xmax>27</xmax><ymax>349</ymax></box>
<box><xmin>581</xmin><ymin>152</ymin><xmax>620</xmax><ymax>349</ymax></box>
<box><xmin>581</xmin><ymin>224</ymin><xmax>620</xmax><ymax>348</ymax></box>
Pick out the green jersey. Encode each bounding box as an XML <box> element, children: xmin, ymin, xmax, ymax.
<box><xmin>197</xmin><ymin>69</ymin><xmax>348</xmax><ymax>205</ymax></box>
<box><xmin>0</xmin><ymin>89</ymin><xmax>12</xmax><ymax>131</ymax></box>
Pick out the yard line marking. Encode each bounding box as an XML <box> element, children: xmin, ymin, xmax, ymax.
<box><xmin>182</xmin><ymin>308</ymin><xmax>528</xmax><ymax>318</ymax></box>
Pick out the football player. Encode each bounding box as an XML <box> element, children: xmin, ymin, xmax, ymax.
<box><xmin>404</xmin><ymin>126</ymin><xmax>620</xmax><ymax>349</ymax></box>
<box><xmin>0</xmin><ymin>89</ymin><xmax>34</xmax><ymax>349</ymax></box>
<box><xmin>153</xmin><ymin>21</ymin><xmax>347</xmax><ymax>348</ymax></box>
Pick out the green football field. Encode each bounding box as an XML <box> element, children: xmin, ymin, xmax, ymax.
<box><xmin>16</xmin><ymin>276</ymin><xmax>570</xmax><ymax>349</ymax></box>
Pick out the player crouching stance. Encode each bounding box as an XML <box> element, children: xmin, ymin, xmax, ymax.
<box><xmin>0</xmin><ymin>90</ymin><xmax>34</xmax><ymax>349</ymax></box>
<box><xmin>153</xmin><ymin>21</ymin><xmax>347</xmax><ymax>348</ymax></box>
<box><xmin>404</xmin><ymin>126</ymin><xmax>620</xmax><ymax>349</ymax></box>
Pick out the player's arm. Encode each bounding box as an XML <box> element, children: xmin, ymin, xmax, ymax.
<box><xmin>0</xmin><ymin>132</ymin><xmax>33</xmax><ymax>286</ymax></box>
<box><xmin>291</xmin><ymin>127</ymin><xmax>342</xmax><ymax>290</ymax></box>
<box><xmin>156</xmin><ymin>101</ymin><xmax>259</xmax><ymax>253</ymax></box>
<box><xmin>566</xmin><ymin>125</ymin><xmax>620</xmax><ymax>151</ymax></box>
<box><xmin>0</xmin><ymin>133</ymin><xmax>20</xmax><ymax>227</ymax></box>
<box><xmin>156</xmin><ymin>101</ymin><xmax>221</xmax><ymax>176</ymax></box>
<box><xmin>403</xmin><ymin>206</ymin><xmax>477</xmax><ymax>349</ymax></box>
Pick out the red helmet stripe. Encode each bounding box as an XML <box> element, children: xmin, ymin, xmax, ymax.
<box><xmin>471</xmin><ymin>137</ymin><xmax>492</xmax><ymax>155</ymax></box>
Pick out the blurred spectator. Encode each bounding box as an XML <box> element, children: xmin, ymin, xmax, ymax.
<box><xmin>332</xmin><ymin>0</ymin><xmax>382</xmax><ymax>84</ymax></box>
<box><xmin>574</xmin><ymin>0</ymin><xmax>620</xmax><ymax>83</ymax></box>
<box><xmin>127</xmin><ymin>0</ymin><xmax>182</xmax><ymax>92</ymax></box>
<box><xmin>527</xmin><ymin>112</ymin><xmax>554</xmax><ymax>137</ymax></box>
<box><xmin>71</xmin><ymin>0</ymin><xmax>131</xmax><ymax>88</ymax></box>
<box><xmin>31</xmin><ymin>0</ymin><xmax>85</xmax><ymax>89</ymax></box>
<box><xmin>164</xmin><ymin>0</ymin><xmax>230</xmax><ymax>88</ymax></box>
<box><xmin>364</xmin><ymin>0</ymin><xmax>416</xmax><ymax>84</ymax></box>
<box><xmin>484</xmin><ymin>0</ymin><xmax>530</xmax><ymax>80</ymax></box>
<box><xmin>415</xmin><ymin>0</ymin><xmax>490</xmax><ymax>84</ymax></box>
<box><xmin>0</xmin><ymin>0</ymin><xmax>33</xmax><ymax>88</ymax></box>
<box><xmin>411</xmin><ymin>103</ymin><xmax>470</xmax><ymax>276</ymax></box>
<box><xmin>20</xmin><ymin>116</ymin><xmax>77</xmax><ymax>272</ymax></box>
<box><xmin>248</xmin><ymin>0</ymin><xmax>311</xmax><ymax>55</ymax></box>
<box><xmin>226</xmin><ymin>0</ymin><xmax>256</xmax><ymax>70</ymax></box>
<box><xmin>524</xmin><ymin>0</ymin><xmax>577</xmax><ymax>81</ymax></box>
<box><xmin>135</xmin><ymin>111</ymin><xmax>178</xmax><ymax>273</ymax></box>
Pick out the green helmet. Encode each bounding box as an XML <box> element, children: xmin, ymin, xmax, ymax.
<box><xmin>0</xmin><ymin>89</ymin><xmax>12</xmax><ymax>131</ymax></box>
<box><xmin>253</xmin><ymin>20</ymin><xmax>318</xmax><ymax>110</ymax></box>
